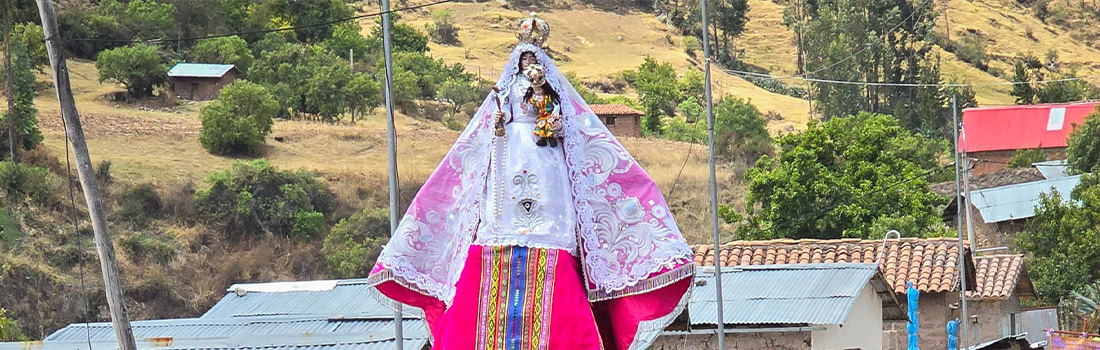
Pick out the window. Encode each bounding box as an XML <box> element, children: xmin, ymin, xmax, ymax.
<box><xmin>605</xmin><ymin>116</ymin><xmax>617</xmax><ymax>125</ymax></box>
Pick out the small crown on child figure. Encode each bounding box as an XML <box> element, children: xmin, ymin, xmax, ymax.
<box><xmin>516</xmin><ymin>12</ymin><xmax>550</xmax><ymax>47</ymax></box>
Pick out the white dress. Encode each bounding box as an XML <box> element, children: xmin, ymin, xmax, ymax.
<box><xmin>474</xmin><ymin>75</ymin><xmax>578</xmax><ymax>254</ymax></box>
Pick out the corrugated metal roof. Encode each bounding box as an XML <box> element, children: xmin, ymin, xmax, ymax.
<box><xmin>46</xmin><ymin>316</ymin><xmax>427</xmax><ymax>342</ymax></box>
<box><xmin>1033</xmin><ymin>160</ymin><xmax>1070</xmax><ymax>179</ymax></box>
<box><xmin>968</xmin><ymin>175</ymin><xmax>1081</xmax><ymax>223</ymax></box>
<box><xmin>204</xmin><ymin>279</ymin><xmax>395</xmax><ymax>318</ymax></box>
<box><xmin>1</xmin><ymin>331</ymin><xmax>428</xmax><ymax>350</ymax></box>
<box><xmin>690</xmin><ymin>263</ymin><xmax>882</xmax><ymax>326</ymax></box>
<box><xmin>168</xmin><ymin>63</ymin><xmax>237</xmax><ymax>78</ymax></box>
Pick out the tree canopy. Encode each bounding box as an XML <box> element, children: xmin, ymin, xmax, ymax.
<box><xmin>741</xmin><ymin>112</ymin><xmax>948</xmax><ymax>239</ymax></box>
<box><xmin>1066</xmin><ymin>111</ymin><xmax>1100</xmax><ymax>174</ymax></box>
<box><xmin>95</xmin><ymin>44</ymin><xmax>168</xmax><ymax>98</ymax></box>
<box><xmin>191</xmin><ymin>36</ymin><xmax>255</xmax><ymax>73</ymax></box>
<box><xmin>199</xmin><ymin>80</ymin><xmax>278</xmax><ymax>156</ymax></box>
<box><xmin>1018</xmin><ymin>174</ymin><xmax>1100</xmax><ymax>302</ymax></box>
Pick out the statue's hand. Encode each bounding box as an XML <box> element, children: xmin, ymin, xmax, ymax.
<box><xmin>494</xmin><ymin>111</ymin><xmax>506</xmax><ymax>125</ymax></box>
<box><xmin>549</xmin><ymin>115</ymin><xmax>563</xmax><ymax>133</ymax></box>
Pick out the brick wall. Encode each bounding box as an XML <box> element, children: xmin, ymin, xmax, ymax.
<box><xmin>969</xmin><ymin>149</ymin><xmax>1066</xmax><ymax>177</ymax></box>
<box><xmin>598</xmin><ymin>113</ymin><xmax>642</xmax><ymax>138</ymax></box>
<box><xmin>171</xmin><ymin>72</ymin><xmax>241</xmax><ymax>101</ymax></box>
<box><xmin>651</xmin><ymin>332</ymin><xmax>812</xmax><ymax>350</ymax></box>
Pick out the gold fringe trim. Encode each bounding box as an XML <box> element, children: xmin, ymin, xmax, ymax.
<box><xmin>587</xmin><ymin>263</ymin><xmax>696</xmax><ymax>302</ymax></box>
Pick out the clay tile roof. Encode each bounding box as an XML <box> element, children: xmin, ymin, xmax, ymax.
<box><xmin>692</xmin><ymin>238</ymin><xmax>977</xmax><ymax>294</ymax></box>
<box><xmin>589</xmin><ymin>104</ymin><xmax>644</xmax><ymax>116</ymax></box>
<box><xmin>968</xmin><ymin>254</ymin><xmax>1036</xmax><ymax>300</ymax></box>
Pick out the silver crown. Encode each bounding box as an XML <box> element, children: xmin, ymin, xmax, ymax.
<box><xmin>516</xmin><ymin>12</ymin><xmax>550</xmax><ymax>47</ymax></box>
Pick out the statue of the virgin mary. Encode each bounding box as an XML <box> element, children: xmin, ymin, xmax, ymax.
<box><xmin>367</xmin><ymin>13</ymin><xmax>695</xmax><ymax>350</ymax></box>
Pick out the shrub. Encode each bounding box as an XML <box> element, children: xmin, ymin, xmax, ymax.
<box><xmin>199</xmin><ymin>80</ymin><xmax>278</xmax><ymax>156</ymax></box>
<box><xmin>1007</xmin><ymin>147</ymin><xmax>1047</xmax><ymax>168</ymax></box>
<box><xmin>95</xmin><ymin>44</ymin><xmax>168</xmax><ymax>98</ymax></box>
<box><xmin>0</xmin><ymin>162</ymin><xmax>54</xmax><ymax>205</ymax></box>
<box><xmin>191</xmin><ymin>36</ymin><xmax>254</xmax><ymax>73</ymax></box>
<box><xmin>683</xmin><ymin>36</ymin><xmax>702</xmax><ymax>59</ymax></box>
<box><xmin>116</xmin><ymin>183</ymin><xmax>162</xmax><ymax>226</ymax></box>
<box><xmin>194</xmin><ymin>159</ymin><xmax>334</xmax><ymax>240</ymax></box>
<box><xmin>119</xmin><ymin>233</ymin><xmax>179</xmax><ymax>264</ymax></box>
<box><xmin>955</xmin><ymin>32</ymin><xmax>990</xmax><ymax>70</ymax></box>
<box><xmin>426</xmin><ymin>9</ymin><xmax>460</xmax><ymax>45</ymax></box>
<box><xmin>323</xmin><ymin>209</ymin><xmax>389</xmax><ymax>278</ymax></box>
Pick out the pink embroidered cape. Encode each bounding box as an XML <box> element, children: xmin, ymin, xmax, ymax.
<box><xmin>367</xmin><ymin>43</ymin><xmax>695</xmax><ymax>350</ymax></box>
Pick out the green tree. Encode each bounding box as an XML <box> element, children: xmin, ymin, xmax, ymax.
<box><xmin>199</xmin><ymin>80</ymin><xmax>277</xmax><ymax>155</ymax></box>
<box><xmin>195</xmin><ymin>159</ymin><xmax>333</xmax><ymax>239</ymax></box>
<box><xmin>1035</xmin><ymin>72</ymin><xmax>1100</xmax><ymax>104</ymax></box>
<box><xmin>712</xmin><ymin>96</ymin><xmax>771</xmax><ymax>162</ymax></box>
<box><xmin>367</xmin><ymin>22</ymin><xmax>429</xmax><ymax>54</ymax></box>
<box><xmin>3</xmin><ymin>41</ymin><xmax>42</xmax><ymax>153</ymax></box>
<box><xmin>323</xmin><ymin>209</ymin><xmax>389</xmax><ymax>278</ymax></box>
<box><xmin>95</xmin><ymin>44</ymin><xmax>168</xmax><ymax>98</ymax></box>
<box><xmin>1018</xmin><ymin>174</ymin><xmax>1100</xmax><ymax>302</ymax></box>
<box><xmin>800</xmin><ymin>0</ymin><xmax>938</xmax><ymax>121</ymax></box>
<box><xmin>742</xmin><ymin>112</ymin><xmax>947</xmax><ymax>239</ymax></box>
<box><xmin>677</xmin><ymin>96</ymin><xmax>705</xmax><ymax>123</ymax></box>
<box><xmin>635</xmin><ymin>57</ymin><xmax>682</xmax><ymax>135</ymax></box>
<box><xmin>323</xmin><ymin>23</ymin><xmax>369</xmax><ymax>65</ymax></box>
<box><xmin>191</xmin><ymin>36</ymin><xmax>254</xmax><ymax>73</ymax></box>
<box><xmin>343</xmin><ymin>73</ymin><xmax>381</xmax><ymax>122</ymax></box>
<box><xmin>439</xmin><ymin>78</ymin><xmax>480</xmax><ymax>114</ymax></box>
<box><xmin>0</xmin><ymin>307</ymin><xmax>25</xmax><ymax>342</ymax></box>
<box><xmin>392</xmin><ymin>69</ymin><xmax>422</xmax><ymax>113</ymax></box>
<box><xmin>679</xmin><ymin>68</ymin><xmax>705</xmax><ymax>103</ymax></box>
<box><xmin>1066</xmin><ymin>110</ymin><xmax>1100</xmax><ymax>174</ymax></box>
<box><xmin>426</xmin><ymin>9</ymin><xmax>460</xmax><ymax>45</ymax></box>
<box><xmin>1011</xmin><ymin>62</ymin><xmax>1037</xmax><ymax>105</ymax></box>
<box><xmin>9</xmin><ymin>23</ymin><xmax>46</xmax><ymax>72</ymax></box>
<box><xmin>564</xmin><ymin>71</ymin><xmax>602</xmax><ymax>103</ymax></box>
<box><xmin>287</xmin><ymin>0</ymin><xmax>354</xmax><ymax>43</ymax></box>
<box><xmin>1007</xmin><ymin>147</ymin><xmax>1047</xmax><ymax>168</ymax></box>
<box><xmin>122</xmin><ymin>0</ymin><xmax>177</xmax><ymax>40</ymax></box>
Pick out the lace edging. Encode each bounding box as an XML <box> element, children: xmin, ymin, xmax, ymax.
<box><xmin>364</xmin><ymin>269</ymin><xmax>430</xmax><ymax>318</ymax></box>
<box><xmin>626</xmin><ymin>281</ymin><xmax>693</xmax><ymax>350</ymax></box>
<box><xmin>587</xmin><ymin>263</ymin><xmax>696</xmax><ymax>302</ymax></box>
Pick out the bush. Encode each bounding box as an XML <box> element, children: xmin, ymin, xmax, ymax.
<box><xmin>95</xmin><ymin>44</ymin><xmax>168</xmax><ymax>98</ymax></box>
<box><xmin>683</xmin><ymin>36</ymin><xmax>702</xmax><ymax>59</ymax></box>
<box><xmin>1007</xmin><ymin>147</ymin><xmax>1047</xmax><ymax>168</ymax></box>
<box><xmin>191</xmin><ymin>36</ymin><xmax>254</xmax><ymax>73</ymax></box>
<box><xmin>194</xmin><ymin>159</ymin><xmax>334</xmax><ymax>240</ymax></box>
<box><xmin>323</xmin><ymin>208</ymin><xmax>389</xmax><ymax>278</ymax></box>
<box><xmin>116</xmin><ymin>183</ymin><xmax>162</xmax><ymax>226</ymax></box>
<box><xmin>0</xmin><ymin>162</ymin><xmax>54</xmax><ymax>205</ymax></box>
<box><xmin>199</xmin><ymin>80</ymin><xmax>278</xmax><ymax>156</ymax></box>
<box><xmin>955</xmin><ymin>32</ymin><xmax>990</xmax><ymax>70</ymax></box>
<box><xmin>119</xmin><ymin>233</ymin><xmax>179</xmax><ymax>264</ymax></box>
<box><xmin>426</xmin><ymin>9</ymin><xmax>460</xmax><ymax>45</ymax></box>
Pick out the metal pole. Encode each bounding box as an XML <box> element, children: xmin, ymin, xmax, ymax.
<box><xmin>952</xmin><ymin>94</ymin><xmax>971</xmax><ymax>350</ymax></box>
<box><xmin>700</xmin><ymin>0</ymin><xmax>726</xmax><ymax>348</ymax></box>
<box><xmin>35</xmin><ymin>1</ymin><xmax>137</xmax><ymax>350</ymax></box>
<box><xmin>350</xmin><ymin>48</ymin><xmax>354</xmax><ymax>71</ymax></box>
<box><xmin>379</xmin><ymin>0</ymin><xmax>404</xmax><ymax>348</ymax></box>
<box><xmin>962</xmin><ymin>151</ymin><xmax>977</xmax><ymax>247</ymax></box>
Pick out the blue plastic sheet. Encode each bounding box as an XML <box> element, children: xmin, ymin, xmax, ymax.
<box><xmin>907</xmin><ymin>281</ymin><xmax>921</xmax><ymax>350</ymax></box>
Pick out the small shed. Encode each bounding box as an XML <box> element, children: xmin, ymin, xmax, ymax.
<box><xmin>590</xmin><ymin>103</ymin><xmax>644</xmax><ymax>138</ymax></box>
<box><xmin>168</xmin><ymin>63</ymin><xmax>243</xmax><ymax>101</ymax></box>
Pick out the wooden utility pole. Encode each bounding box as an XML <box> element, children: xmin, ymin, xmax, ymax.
<box><xmin>34</xmin><ymin>2</ymin><xmax>137</xmax><ymax>350</ymax></box>
<box><xmin>4</xmin><ymin>0</ymin><xmax>16</xmax><ymax>162</ymax></box>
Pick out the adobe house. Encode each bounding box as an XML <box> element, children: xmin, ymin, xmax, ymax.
<box><xmin>589</xmin><ymin>103</ymin><xmax>643</xmax><ymax>138</ymax></box>
<box><xmin>967</xmin><ymin>254</ymin><xmax>1048</xmax><ymax>347</ymax></box>
<box><xmin>650</xmin><ymin>263</ymin><xmax>905</xmax><ymax>350</ymax></box>
<box><xmin>962</xmin><ymin>101</ymin><xmax>1098</xmax><ymax>177</ymax></box>
<box><xmin>692</xmin><ymin>238</ymin><xmax>1041</xmax><ymax>350</ymax></box>
<box><xmin>168</xmin><ymin>63</ymin><xmax>243</xmax><ymax>101</ymax></box>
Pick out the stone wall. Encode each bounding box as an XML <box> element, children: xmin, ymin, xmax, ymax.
<box><xmin>651</xmin><ymin>332</ymin><xmax>812</xmax><ymax>350</ymax></box>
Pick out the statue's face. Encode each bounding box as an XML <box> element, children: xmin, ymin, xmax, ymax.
<box><xmin>520</xmin><ymin>52</ymin><xmax>538</xmax><ymax>71</ymax></box>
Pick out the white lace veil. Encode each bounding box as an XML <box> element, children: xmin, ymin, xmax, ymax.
<box><xmin>371</xmin><ymin>43</ymin><xmax>695</xmax><ymax>305</ymax></box>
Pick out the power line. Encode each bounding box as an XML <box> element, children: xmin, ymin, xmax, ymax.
<box><xmin>59</xmin><ymin>0</ymin><xmax>455</xmax><ymax>45</ymax></box>
<box><xmin>718</xmin><ymin>65</ymin><xmax>1100</xmax><ymax>87</ymax></box>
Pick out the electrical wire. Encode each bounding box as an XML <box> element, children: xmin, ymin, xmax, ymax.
<box><xmin>718</xmin><ymin>65</ymin><xmax>1100</xmax><ymax>87</ymax></box>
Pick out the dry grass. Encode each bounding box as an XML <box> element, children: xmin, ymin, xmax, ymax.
<box><xmin>393</xmin><ymin>2</ymin><xmax>813</xmax><ymax>132</ymax></box>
